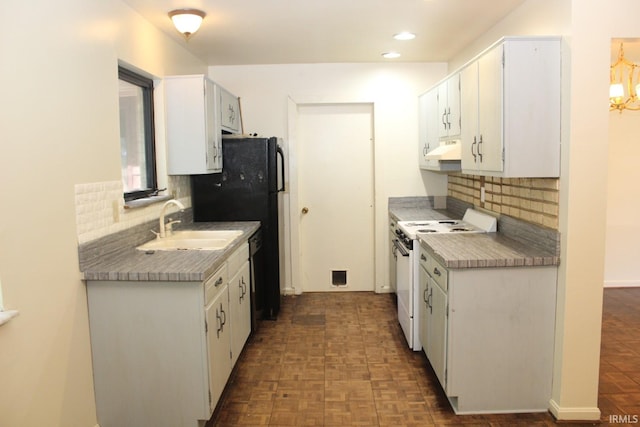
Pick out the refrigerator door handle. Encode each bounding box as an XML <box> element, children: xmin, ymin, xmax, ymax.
<box><xmin>277</xmin><ymin>145</ymin><xmax>285</xmax><ymax>192</ymax></box>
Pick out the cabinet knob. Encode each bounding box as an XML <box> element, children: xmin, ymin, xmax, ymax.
<box><xmin>301</xmin><ymin>207</ymin><xmax>309</xmax><ymax>214</ymax></box>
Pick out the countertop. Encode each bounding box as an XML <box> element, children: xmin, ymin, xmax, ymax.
<box><xmin>389</xmin><ymin>200</ymin><xmax>559</xmax><ymax>269</ymax></box>
<box><xmin>420</xmin><ymin>233</ymin><xmax>559</xmax><ymax>269</ymax></box>
<box><xmin>81</xmin><ymin>221</ymin><xmax>260</xmax><ymax>283</ymax></box>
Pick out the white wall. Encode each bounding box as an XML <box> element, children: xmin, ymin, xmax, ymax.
<box><xmin>209</xmin><ymin>63</ymin><xmax>448</xmax><ymax>293</ymax></box>
<box><xmin>449</xmin><ymin>0</ymin><xmax>572</xmax><ymax>70</ymax></box>
<box><xmin>0</xmin><ymin>1</ymin><xmax>206</xmax><ymax>426</ymax></box>
<box><xmin>606</xmin><ymin>110</ymin><xmax>640</xmax><ymax>287</ymax></box>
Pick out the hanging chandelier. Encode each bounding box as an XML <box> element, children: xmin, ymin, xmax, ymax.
<box><xmin>610</xmin><ymin>42</ymin><xmax>640</xmax><ymax>112</ymax></box>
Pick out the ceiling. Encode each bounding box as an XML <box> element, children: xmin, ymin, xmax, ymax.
<box><xmin>122</xmin><ymin>0</ymin><xmax>527</xmax><ymax>65</ymax></box>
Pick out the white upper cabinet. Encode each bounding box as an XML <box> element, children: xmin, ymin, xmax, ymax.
<box><xmin>437</xmin><ymin>74</ymin><xmax>461</xmax><ymax>139</ymax></box>
<box><xmin>218</xmin><ymin>85</ymin><xmax>242</xmax><ymax>134</ymax></box>
<box><xmin>418</xmin><ymin>88</ymin><xmax>440</xmax><ymax>169</ymax></box>
<box><xmin>460</xmin><ymin>37</ymin><xmax>561</xmax><ymax>177</ymax></box>
<box><xmin>165</xmin><ymin>75</ymin><xmax>242</xmax><ymax>175</ymax></box>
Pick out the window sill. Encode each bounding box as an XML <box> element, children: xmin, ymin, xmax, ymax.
<box><xmin>0</xmin><ymin>310</ymin><xmax>19</xmax><ymax>326</ymax></box>
<box><xmin>124</xmin><ymin>195</ymin><xmax>172</xmax><ymax>210</ymax></box>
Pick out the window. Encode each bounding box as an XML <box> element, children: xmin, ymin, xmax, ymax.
<box><xmin>118</xmin><ymin>66</ymin><xmax>157</xmax><ymax>201</ymax></box>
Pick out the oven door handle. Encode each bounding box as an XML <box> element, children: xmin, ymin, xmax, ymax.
<box><xmin>393</xmin><ymin>239</ymin><xmax>410</xmax><ymax>257</ymax></box>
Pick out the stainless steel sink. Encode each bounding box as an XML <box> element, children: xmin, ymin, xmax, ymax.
<box><xmin>136</xmin><ymin>230</ymin><xmax>243</xmax><ymax>251</ymax></box>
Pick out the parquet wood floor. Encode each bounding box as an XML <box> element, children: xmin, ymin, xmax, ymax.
<box><xmin>208</xmin><ymin>288</ymin><xmax>640</xmax><ymax>426</ymax></box>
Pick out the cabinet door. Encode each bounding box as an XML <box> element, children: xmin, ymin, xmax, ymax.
<box><xmin>437</xmin><ymin>75</ymin><xmax>461</xmax><ymax>139</ymax></box>
<box><xmin>460</xmin><ymin>63</ymin><xmax>479</xmax><ymax>170</ymax></box>
<box><xmin>437</xmin><ymin>81</ymin><xmax>449</xmax><ymax>138</ymax></box>
<box><xmin>446</xmin><ymin>74</ymin><xmax>461</xmax><ymax>137</ymax></box>
<box><xmin>165</xmin><ymin>75</ymin><xmax>221</xmax><ymax>174</ymax></box>
<box><xmin>205</xmin><ymin>78</ymin><xmax>221</xmax><ymax>172</ymax></box>
<box><xmin>219</xmin><ymin>85</ymin><xmax>241</xmax><ymax>133</ymax></box>
<box><xmin>418</xmin><ymin>265</ymin><xmax>429</xmax><ymax>353</ymax></box>
<box><xmin>426</xmin><ymin>278</ymin><xmax>448</xmax><ymax>390</ymax></box>
<box><xmin>205</xmin><ymin>285</ymin><xmax>231</xmax><ymax>411</ymax></box>
<box><xmin>418</xmin><ymin>89</ymin><xmax>439</xmax><ymax>169</ymax></box>
<box><xmin>476</xmin><ymin>44</ymin><xmax>504</xmax><ymax>173</ymax></box>
<box><xmin>461</xmin><ymin>48</ymin><xmax>503</xmax><ymax>174</ymax></box>
<box><xmin>229</xmin><ymin>260</ymin><xmax>252</xmax><ymax>366</ymax></box>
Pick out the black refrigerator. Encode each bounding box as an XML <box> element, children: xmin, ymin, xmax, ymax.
<box><xmin>191</xmin><ymin>136</ymin><xmax>284</xmax><ymax>320</ymax></box>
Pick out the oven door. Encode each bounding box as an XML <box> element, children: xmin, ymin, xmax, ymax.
<box><xmin>394</xmin><ymin>239</ymin><xmax>413</xmax><ymax>347</ymax></box>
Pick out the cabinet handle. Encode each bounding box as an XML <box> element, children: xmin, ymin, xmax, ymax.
<box><xmin>442</xmin><ymin>110</ymin><xmax>447</xmax><ymax>130</ymax></box>
<box><xmin>228</xmin><ymin>104</ymin><xmax>235</xmax><ymax>124</ymax></box>
<box><xmin>216</xmin><ymin>307</ymin><xmax>223</xmax><ymax>338</ymax></box>
<box><xmin>447</xmin><ymin>107</ymin><xmax>451</xmax><ymax>130</ymax></box>
<box><xmin>220</xmin><ymin>303</ymin><xmax>226</xmax><ymax>330</ymax></box>
<box><xmin>478</xmin><ymin>134</ymin><xmax>483</xmax><ymax>162</ymax></box>
<box><xmin>427</xmin><ymin>288</ymin><xmax>433</xmax><ymax>314</ymax></box>
<box><xmin>471</xmin><ymin>136</ymin><xmax>477</xmax><ymax>162</ymax></box>
<box><xmin>433</xmin><ymin>267</ymin><xmax>441</xmax><ymax>277</ymax></box>
<box><xmin>215</xmin><ymin>277</ymin><xmax>223</xmax><ymax>287</ymax></box>
<box><xmin>423</xmin><ymin>287</ymin><xmax>429</xmax><ymax>304</ymax></box>
<box><xmin>420</xmin><ymin>254</ymin><xmax>427</xmax><ymax>261</ymax></box>
<box><xmin>239</xmin><ymin>277</ymin><xmax>247</xmax><ymax>301</ymax></box>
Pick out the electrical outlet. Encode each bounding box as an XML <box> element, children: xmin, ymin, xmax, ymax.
<box><xmin>480</xmin><ymin>186</ymin><xmax>486</xmax><ymax>203</ymax></box>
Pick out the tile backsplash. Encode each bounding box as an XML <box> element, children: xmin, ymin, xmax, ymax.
<box><xmin>74</xmin><ymin>177</ymin><xmax>191</xmax><ymax>244</ymax></box>
<box><xmin>448</xmin><ymin>174</ymin><xmax>559</xmax><ymax>229</ymax></box>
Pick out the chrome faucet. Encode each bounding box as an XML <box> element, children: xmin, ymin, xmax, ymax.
<box><xmin>159</xmin><ymin>199</ymin><xmax>185</xmax><ymax>238</ymax></box>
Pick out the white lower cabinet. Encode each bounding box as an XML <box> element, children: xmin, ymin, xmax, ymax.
<box><xmin>227</xmin><ymin>244</ymin><xmax>251</xmax><ymax>367</ymax></box>
<box><xmin>419</xmin><ymin>249</ymin><xmax>448</xmax><ymax>388</ymax></box>
<box><xmin>86</xmin><ymin>243</ymin><xmax>252</xmax><ymax>427</ymax></box>
<box><xmin>205</xmin><ymin>272</ymin><xmax>231</xmax><ymax>411</ymax></box>
<box><xmin>418</xmin><ymin>241</ymin><xmax>557</xmax><ymax>414</ymax></box>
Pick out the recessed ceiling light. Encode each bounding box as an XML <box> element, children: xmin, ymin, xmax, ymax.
<box><xmin>394</xmin><ymin>32</ymin><xmax>416</xmax><ymax>41</ymax></box>
<box><xmin>382</xmin><ymin>52</ymin><xmax>401</xmax><ymax>59</ymax></box>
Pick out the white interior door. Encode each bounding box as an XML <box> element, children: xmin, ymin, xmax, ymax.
<box><xmin>297</xmin><ymin>103</ymin><xmax>374</xmax><ymax>292</ymax></box>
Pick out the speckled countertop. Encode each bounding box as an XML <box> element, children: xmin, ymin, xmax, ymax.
<box><xmin>389</xmin><ymin>196</ymin><xmax>559</xmax><ymax>269</ymax></box>
<box><xmin>80</xmin><ymin>221</ymin><xmax>260</xmax><ymax>283</ymax></box>
<box><xmin>420</xmin><ymin>233</ymin><xmax>559</xmax><ymax>269</ymax></box>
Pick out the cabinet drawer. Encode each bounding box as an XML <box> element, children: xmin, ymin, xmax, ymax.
<box><xmin>427</xmin><ymin>257</ymin><xmax>448</xmax><ymax>292</ymax></box>
<box><xmin>227</xmin><ymin>242</ymin><xmax>249</xmax><ymax>275</ymax></box>
<box><xmin>205</xmin><ymin>264</ymin><xmax>228</xmax><ymax>306</ymax></box>
<box><xmin>419</xmin><ymin>249</ymin><xmax>430</xmax><ymax>272</ymax></box>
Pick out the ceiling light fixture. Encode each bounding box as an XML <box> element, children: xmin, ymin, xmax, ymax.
<box><xmin>394</xmin><ymin>32</ymin><xmax>416</xmax><ymax>41</ymax></box>
<box><xmin>382</xmin><ymin>52</ymin><xmax>401</xmax><ymax>59</ymax></box>
<box><xmin>610</xmin><ymin>42</ymin><xmax>640</xmax><ymax>112</ymax></box>
<box><xmin>168</xmin><ymin>9</ymin><xmax>206</xmax><ymax>40</ymax></box>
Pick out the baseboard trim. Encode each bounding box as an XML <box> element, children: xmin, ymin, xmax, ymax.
<box><xmin>549</xmin><ymin>399</ymin><xmax>601</xmax><ymax>421</ymax></box>
<box><xmin>604</xmin><ymin>280</ymin><xmax>640</xmax><ymax>288</ymax></box>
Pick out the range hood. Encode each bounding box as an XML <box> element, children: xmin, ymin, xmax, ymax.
<box><xmin>421</xmin><ymin>140</ymin><xmax>462</xmax><ymax>172</ymax></box>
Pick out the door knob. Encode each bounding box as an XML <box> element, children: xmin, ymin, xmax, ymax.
<box><xmin>301</xmin><ymin>207</ymin><xmax>309</xmax><ymax>214</ymax></box>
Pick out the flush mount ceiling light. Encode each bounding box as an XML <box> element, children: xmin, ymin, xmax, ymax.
<box><xmin>393</xmin><ymin>32</ymin><xmax>416</xmax><ymax>41</ymax></box>
<box><xmin>168</xmin><ymin>9</ymin><xmax>206</xmax><ymax>40</ymax></box>
<box><xmin>382</xmin><ymin>52</ymin><xmax>401</xmax><ymax>59</ymax></box>
<box><xmin>610</xmin><ymin>42</ymin><xmax>640</xmax><ymax>112</ymax></box>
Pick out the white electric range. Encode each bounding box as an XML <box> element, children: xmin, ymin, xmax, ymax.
<box><xmin>393</xmin><ymin>208</ymin><xmax>497</xmax><ymax>350</ymax></box>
